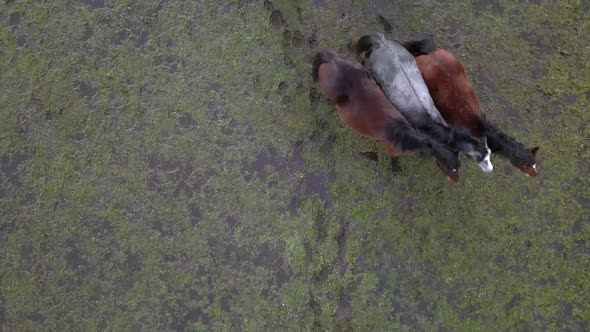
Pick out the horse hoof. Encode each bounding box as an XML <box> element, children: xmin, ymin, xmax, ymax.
<box><xmin>360</xmin><ymin>151</ymin><xmax>379</xmax><ymax>162</ymax></box>
<box><xmin>390</xmin><ymin>156</ymin><xmax>401</xmax><ymax>174</ymax></box>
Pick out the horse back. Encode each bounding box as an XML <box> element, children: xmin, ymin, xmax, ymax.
<box><xmin>416</xmin><ymin>49</ymin><xmax>486</xmax><ymax>136</ymax></box>
<box><xmin>316</xmin><ymin>51</ymin><xmax>409</xmax><ymax>142</ymax></box>
<box><xmin>338</xmin><ymin>76</ymin><xmax>408</xmax><ymax>139</ymax></box>
<box><xmin>368</xmin><ymin>39</ymin><xmax>449</xmax><ymax>128</ymax></box>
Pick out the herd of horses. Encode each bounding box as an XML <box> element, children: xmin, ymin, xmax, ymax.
<box><xmin>312</xmin><ymin>33</ymin><xmax>539</xmax><ymax>182</ymax></box>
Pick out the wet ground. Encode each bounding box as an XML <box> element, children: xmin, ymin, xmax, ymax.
<box><xmin>1</xmin><ymin>0</ymin><xmax>589</xmax><ymax>330</ymax></box>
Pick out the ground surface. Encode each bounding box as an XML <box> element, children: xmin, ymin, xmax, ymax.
<box><xmin>1</xmin><ymin>0</ymin><xmax>589</xmax><ymax>330</ymax></box>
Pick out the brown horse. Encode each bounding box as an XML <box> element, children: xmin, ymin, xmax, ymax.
<box><xmin>403</xmin><ymin>38</ymin><xmax>540</xmax><ymax>177</ymax></box>
<box><xmin>312</xmin><ymin>49</ymin><xmax>460</xmax><ymax>182</ymax></box>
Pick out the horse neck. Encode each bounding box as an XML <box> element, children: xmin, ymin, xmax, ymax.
<box><xmin>482</xmin><ymin>119</ymin><xmax>529</xmax><ymax>160</ymax></box>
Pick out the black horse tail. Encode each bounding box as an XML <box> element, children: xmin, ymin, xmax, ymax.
<box><xmin>312</xmin><ymin>50</ymin><xmax>336</xmax><ymax>82</ymax></box>
<box><xmin>355</xmin><ymin>34</ymin><xmax>375</xmax><ymax>58</ymax></box>
<box><xmin>402</xmin><ymin>36</ymin><xmax>437</xmax><ymax>56</ymax></box>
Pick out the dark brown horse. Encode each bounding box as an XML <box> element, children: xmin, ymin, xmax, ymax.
<box><xmin>403</xmin><ymin>38</ymin><xmax>540</xmax><ymax>177</ymax></box>
<box><xmin>312</xmin><ymin>49</ymin><xmax>460</xmax><ymax>182</ymax></box>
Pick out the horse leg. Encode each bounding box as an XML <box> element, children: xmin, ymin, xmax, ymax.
<box><xmin>390</xmin><ymin>156</ymin><xmax>401</xmax><ymax>174</ymax></box>
<box><xmin>384</xmin><ymin>144</ymin><xmax>401</xmax><ymax>174</ymax></box>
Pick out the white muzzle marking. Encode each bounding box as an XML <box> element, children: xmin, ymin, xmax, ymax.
<box><xmin>479</xmin><ymin>148</ymin><xmax>493</xmax><ymax>173</ymax></box>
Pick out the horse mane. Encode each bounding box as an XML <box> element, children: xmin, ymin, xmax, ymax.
<box><xmin>385</xmin><ymin>119</ymin><xmax>431</xmax><ymax>152</ymax></box>
<box><xmin>386</xmin><ymin>119</ymin><xmax>459</xmax><ymax>169</ymax></box>
<box><xmin>402</xmin><ymin>36</ymin><xmax>437</xmax><ymax>56</ymax></box>
<box><xmin>404</xmin><ymin>113</ymin><xmax>455</xmax><ymax>147</ymax></box>
<box><xmin>481</xmin><ymin>117</ymin><xmax>532</xmax><ymax>164</ymax></box>
<box><xmin>411</xmin><ymin>115</ymin><xmax>485</xmax><ymax>155</ymax></box>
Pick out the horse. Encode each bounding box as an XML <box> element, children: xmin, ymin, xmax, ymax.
<box><xmin>312</xmin><ymin>49</ymin><xmax>461</xmax><ymax>182</ymax></box>
<box><xmin>355</xmin><ymin>33</ymin><xmax>493</xmax><ymax>174</ymax></box>
<box><xmin>402</xmin><ymin>37</ymin><xmax>540</xmax><ymax>177</ymax></box>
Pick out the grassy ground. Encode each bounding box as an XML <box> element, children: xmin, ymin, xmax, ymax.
<box><xmin>1</xmin><ymin>0</ymin><xmax>589</xmax><ymax>330</ymax></box>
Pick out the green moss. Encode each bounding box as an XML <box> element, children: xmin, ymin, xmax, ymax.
<box><xmin>0</xmin><ymin>0</ymin><xmax>589</xmax><ymax>330</ymax></box>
